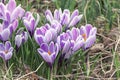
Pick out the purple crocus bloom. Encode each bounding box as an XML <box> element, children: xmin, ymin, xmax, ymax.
<box><xmin>34</xmin><ymin>24</ymin><xmax>57</xmax><ymax>46</ymax></box>
<box><xmin>37</xmin><ymin>41</ymin><xmax>59</xmax><ymax>67</ymax></box>
<box><xmin>57</xmin><ymin>28</ymin><xmax>84</xmax><ymax>59</ymax></box>
<box><xmin>64</xmin><ymin>28</ymin><xmax>84</xmax><ymax>58</ymax></box>
<box><xmin>0</xmin><ymin>41</ymin><xmax>13</xmax><ymax>61</ymax></box>
<box><xmin>80</xmin><ymin>24</ymin><xmax>97</xmax><ymax>49</ymax></box>
<box><xmin>0</xmin><ymin>2</ymin><xmax>6</xmax><ymax>20</ymax></box>
<box><xmin>45</xmin><ymin>9</ymin><xmax>83</xmax><ymax>29</ymax></box>
<box><xmin>0</xmin><ymin>0</ymin><xmax>25</xmax><ymax>23</ymax></box>
<box><xmin>51</xmin><ymin>20</ymin><xmax>62</xmax><ymax>34</ymax></box>
<box><xmin>23</xmin><ymin>11</ymin><xmax>40</xmax><ymax>36</ymax></box>
<box><xmin>67</xmin><ymin>27</ymin><xmax>84</xmax><ymax>52</ymax></box>
<box><xmin>0</xmin><ymin>23</ymin><xmax>12</xmax><ymax>41</ymax></box>
<box><xmin>0</xmin><ymin>0</ymin><xmax>25</xmax><ymax>41</ymax></box>
<box><xmin>57</xmin><ymin>32</ymin><xmax>71</xmax><ymax>58</ymax></box>
<box><xmin>15</xmin><ymin>31</ymin><xmax>28</xmax><ymax>48</ymax></box>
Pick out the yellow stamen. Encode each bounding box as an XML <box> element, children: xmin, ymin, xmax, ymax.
<box><xmin>48</xmin><ymin>51</ymin><xmax>51</xmax><ymax>55</ymax></box>
<box><xmin>82</xmin><ymin>33</ymin><xmax>87</xmax><ymax>41</ymax></box>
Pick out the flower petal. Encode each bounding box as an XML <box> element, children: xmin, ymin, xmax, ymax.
<box><xmin>12</xmin><ymin>20</ymin><xmax>18</xmax><ymax>31</ymax></box>
<box><xmin>23</xmin><ymin>19</ymin><xmax>31</xmax><ymax>31</ymax></box>
<box><xmin>60</xmin><ymin>13</ymin><xmax>70</xmax><ymax>25</ymax></box>
<box><xmin>85</xmin><ymin>24</ymin><xmax>92</xmax><ymax>37</ymax></box>
<box><xmin>5</xmin><ymin>41</ymin><xmax>11</xmax><ymax>50</ymax></box>
<box><xmin>1</xmin><ymin>28</ymin><xmax>10</xmax><ymax>41</ymax></box>
<box><xmin>40</xmin><ymin>43</ymin><xmax>48</xmax><ymax>52</ymax></box>
<box><xmin>35</xmin><ymin>28</ymin><xmax>43</xmax><ymax>35</ymax></box>
<box><xmin>71</xmin><ymin>27</ymin><xmax>80</xmax><ymax>40</ymax></box>
<box><xmin>80</xmin><ymin>25</ymin><xmax>86</xmax><ymax>35</ymax></box>
<box><xmin>73</xmin><ymin>39</ymin><xmax>84</xmax><ymax>51</ymax></box>
<box><xmin>55</xmin><ymin>43</ymin><xmax>59</xmax><ymax>56</ymax></box>
<box><xmin>0</xmin><ymin>3</ymin><xmax>6</xmax><ymax>19</ymax></box>
<box><xmin>70</xmin><ymin>9</ymin><xmax>79</xmax><ymax>20</ymax></box>
<box><xmin>35</xmin><ymin>36</ymin><xmax>44</xmax><ymax>46</ymax></box>
<box><xmin>68</xmin><ymin>14</ymin><xmax>83</xmax><ymax>27</ymax></box>
<box><xmin>7</xmin><ymin>0</ymin><xmax>16</xmax><ymax>13</ymax></box>
<box><xmin>5</xmin><ymin>11</ymin><xmax>11</xmax><ymax>23</ymax></box>
<box><xmin>45</xmin><ymin>30</ymin><xmax>53</xmax><ymax>43</ymax></box>
<box><xmin>38</xmin><ymin>48</ymin><xmax>53</xmax><ymax>64</ymax></box>
<box><xmin>49</xmin><ymin>42</ymin><xmax>55</xmax><ymax>53</ymax></box>
<box><xmin>89</xmin><ymin>27</ymin><xmax>97</xmax><ymax>36</ymax></box>
<box><xmin>11</xmin><ymin>5</ymin><xmax>25</xmax><ymax>22</ymax></box>
<box><xmin>35</xmin><ymin>13</ymin><xmax>40</xmax><ymax>27</ymax></box>
<box><xmin>84</xmin><ymin>35</ymin><xmax>96</xmax><ymax>49</ymax></box>
<box><xmin>0</xmin><ymin>43</ymin><xmax>5</xmax><ymax>51</ymax></box>
<box><xmin>45</xmin><ymin>10</ymin><xmax>53</xmax><ymax>23</ymax></box>
<box><xmin>54</xmin><ymin>9</ymin><xmax>60</xmax><ymax>21</ymax></box>
<box><xmin>15</xmin><ymin>35</ymin><xmax>22</xmax><ymax>48</ymax></box>
<box><xmin>5</xmin><ymin>51</ymin><xmax>13</xmax><ymax>60</ymax></box>
<box><xmin>62</xmin><ymin>40</ymin><xmax>70</xmax><ymax>54</ymax></box>
<box><xmin>0</xmin><ymin>51</ymin><xmax>5</xmax><ymax>60</ymax></box>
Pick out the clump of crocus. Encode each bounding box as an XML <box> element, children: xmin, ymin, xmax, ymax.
<box><xmin>80</xmin><ymin>24</ymin><xmax>97</xmax><ymax>49</ymax></box>
<box><xmin>45</xmin><ymin>9</ymin><xmax>83</xmax><ymax>30</ymax></box>
<box><xmin>34</xmin><ymin>9</ymin><xmax>97</xmax><ymax>68</ymax></box>
<box><xmin>0</xmin><ymin>0</ymin><xmax>25</xmax><ymax>41</ymax></box>
<box><xmin>37</xmin><ymin>41</ymin><xmax>59</xmax><ymax>68</ymax></box>
<box><xmin>23</xmin><ymin>11</ymin><xmax>40</xmax><ymax>36</ymax></box>
<box><xmin>0</xmin><ymin>0</ymin><xmax>25</xmax><ymax>23</ymax></box>
<box><xmin>15</xmin><ymin>31</ymin><xmax>28</xmax><ymax>48</ymax></box>
<box><xmin>0</xmin><ymin>41</ymin><xmax>13</xmax><ymax>61</ymax></box>
<box><xmin>34</xmin><ymin>23</ymin><xmax>57</xmax><ymax>46</ymax></box>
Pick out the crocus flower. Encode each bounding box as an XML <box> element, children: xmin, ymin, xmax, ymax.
<box><xmin>80</xmin><ymin>24</ymin><xmax>97</xmax><ymax>49</ymax></box>
<box><xmin>34</xmin><ymin>24</ymin><xmax>57</xmax><ymax>46</ymax></box>
<box><xmin>45</xmin><ymin>9</ymin><xmax>83</xmax><ymax>29</ymax></box>
<box><xmin>0</xmin><ymin>0</ymin><xmax>25</xmax><ymax>23</ymax></box>
<box><xmin>37</xmin><ymin>41</ymin><xmax>59</xmax><ymax>67</ymax></box>
<box><xmin>0</xmin><ymin>0</ymin><xmax>25</xmax><ymax>41</ymax></box>
<box><xmin>64</xmin><ymin>28</ymin><xmax>84</xmax><ymax>58</ymax></box>
<box><xmin>0</xmin><ymin>41</ymin><xmax>13</xmax><ymax>61</ymax></box>
<box><xmin>23</xmin><ymin>11</ymin><xmax>40</xmax><ymax>36</ymax></box>
<box><xmin>0</xmin><ymin>23</ymin><xmax>12</xmax><ymax>41</ymax></box>
<box><xmin>57</xmin><ymin>28</ymin><xmax>84</xmax><ymax>59</ymax></box>
<box><xmin>51</xmin><ymin>20</ymin><xmax>62</xmax><ymax>34</ymax></box>
<box><xmin>67</xmin><ymin>27</ymin><xmax>84</xmax><ymax>52</ymax></box>
<box><xmin>15</xmin><ymin>31</ymin><xmax>28</xmax><ymax>48</ymax></box>
<box><xmin>57</xmin><ymin>32</ymin><xmax>71</xmax><ymax>58</ymax></box>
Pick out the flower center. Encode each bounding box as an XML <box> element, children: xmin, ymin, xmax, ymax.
<box><xmin>82</xmin><ymin>33</ymin><xmax>87</xmax><ymax>41</ymax></box>
<box><xmin>4</xmin><ymin>50</ymin><xmax>8</xmax><ymax>54</ymax></box>
<box><xmin>48</xmin><ymin>51</ymin><xmax>51</xmax><ymax>55</ymax></box>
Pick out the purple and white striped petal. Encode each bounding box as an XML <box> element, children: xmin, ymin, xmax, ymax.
<box><xmin>45</xmin><ymin>10</ymin><xmax>53</xmax><ymax>23</ymax></box>
<box><xmin>70</xmin><ymin>9</ymin><xmax>79</xmax><ymax>20</ymax></box>
<box><xmin>68</xmin><ymin>14</ymin><xmax>83</xmax><ymax>28</ymax></box>
<box><xmin>0</xmin><ymin>28</ymin><xmax>10</xmax><ymax>41</ymax></box>
<box><xmin>11</xmin><ymin>5</ymin><xmax>25</xmax><ymax>22</ymax></box>
<box><xmin>7</xmin><ymin>0</ymin><xmax>16</xmax><ymax>13</ymax></box>
<box><xmin>84</xmin><ymin>35</ymin><xmax>96</xmax><ymax>49</ymax></box>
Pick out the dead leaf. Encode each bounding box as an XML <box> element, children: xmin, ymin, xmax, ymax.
<box><xmin>90</xmin><ymin>43</ymin><xmax>104</xmax><ymax>53</ymax></box>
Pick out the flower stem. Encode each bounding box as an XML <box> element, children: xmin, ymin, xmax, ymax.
<box><xmin>3</xmin><ymin>59</ymin><xmax>8</xmax><ymax>71</ymax></box>
<box><xmin>48</xmin><ymin>67</ymin><xmax>53</xmax><ymax>80</ymax></box>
